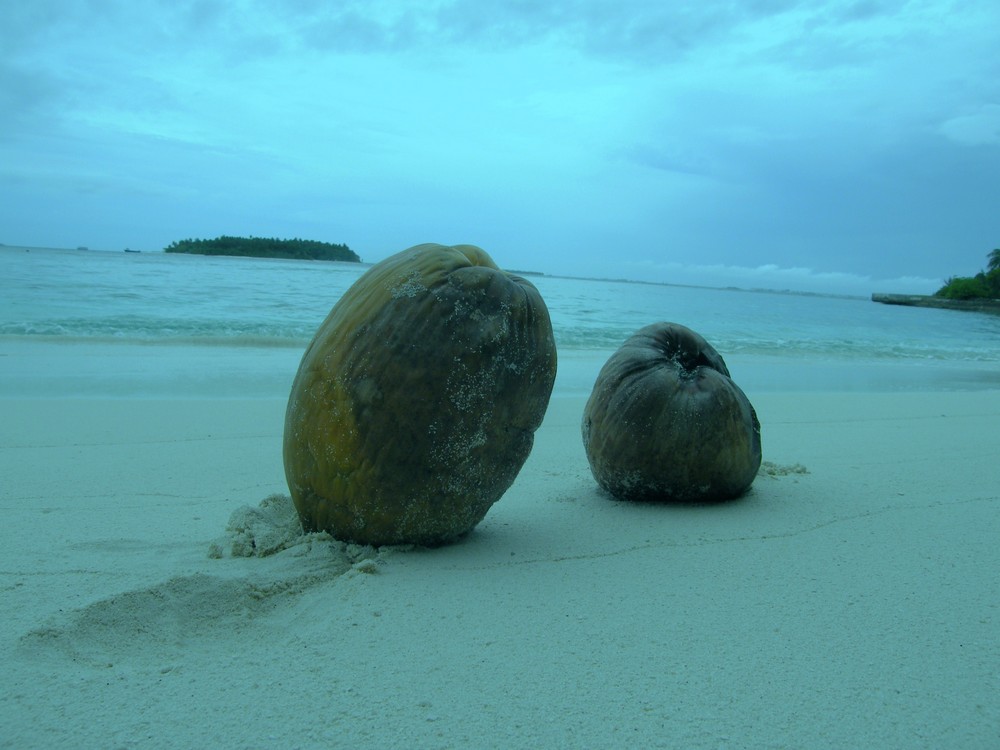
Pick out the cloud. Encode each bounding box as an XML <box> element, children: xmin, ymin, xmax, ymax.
<box><xmin>625</xmin><ymin>142</ymin><xmax>719</xmax><ymax>179</ymax></box>
<box><xmin>940</xmin><ymin>105</ymin><xmax>1000</xmax><ymax>147</ymax></box>
<box><xmin>619</xmin><ymin>259</ymin><xmax>941</xmax><ymax>296</ymax></box>
<box><xmin>0</xmin><ymin>63</ymin><xmax>62</xmax><ymax>135</ymax></box>
<box><xmin>280</xmin><ymin>1</ymin><xmax>810</xmax><ymax>61</ymax></box>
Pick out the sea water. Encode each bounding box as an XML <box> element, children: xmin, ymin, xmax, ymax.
<box><xmin>2</xmin><ymin>245</ymin><xmax>999</xmax><ymax>397</ymax></box>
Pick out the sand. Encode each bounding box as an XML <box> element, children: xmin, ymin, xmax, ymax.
<box><xmin>2</xmin><ymin>383</ymin><xmax>1000</xmax><ymax>748</ymax></box>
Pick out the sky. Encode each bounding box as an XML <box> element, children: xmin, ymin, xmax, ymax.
<box><xmin>2</xmin><ymin>0</ymin><xmax>998</xmax><ymax>295</ymax></box>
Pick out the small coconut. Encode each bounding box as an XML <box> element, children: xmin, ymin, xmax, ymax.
<box><xmin>582</xmin><ymin>322</ymin><xmax>760</xmax><ymax>502</ymax></box>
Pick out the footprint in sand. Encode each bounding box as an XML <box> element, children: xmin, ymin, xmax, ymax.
<box><xmin>17</xmin><ymin>495</ymin><xmax>386</xmax><ymax>666</ymax></box>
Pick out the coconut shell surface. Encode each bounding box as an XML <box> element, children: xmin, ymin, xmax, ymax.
<box><xmin>283</xmin><ymin>243</ymin><xmax>557</xmax><ymax>546</ymax></box>
<box><xmin>582</xmin><ymin>322</ymin><xmax>761</xmax><ymax>503</ymax></box>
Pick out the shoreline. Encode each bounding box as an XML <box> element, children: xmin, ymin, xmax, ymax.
<box><xmin>3</xmin><ymin>339</ymin><xmax>1000</xmax><ymax>400</ymax></box>
<box><xmin>872</xmin><ymin>292</ymin><xmax>1000</xmax><ymax>315</ymax></box>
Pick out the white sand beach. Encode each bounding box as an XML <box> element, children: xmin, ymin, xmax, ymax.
<box><xmin>2</xmin><ymin>376</ymin><xmax>999</xmax><ymax>747</ymax></box>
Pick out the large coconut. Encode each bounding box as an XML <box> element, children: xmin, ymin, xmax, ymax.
<box><xmin>283</xmin><ymin>243</ymin><xmax>557</xmax><ymax>546</ymax></box>
<box><xmin>582</xmin><ymin>322</ymin><xmax>760</xmax><ymax>503</ymax></box>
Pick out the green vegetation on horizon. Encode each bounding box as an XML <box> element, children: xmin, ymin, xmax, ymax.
<box><xmin>164</xmin><ymin>235</ymin><xmax>360</xmax><ymax>262</ymax></box>
<box><xmin>935</xmin><ymin>249</ymin><xmax>1000</xmax><ymax>300</ymax></box>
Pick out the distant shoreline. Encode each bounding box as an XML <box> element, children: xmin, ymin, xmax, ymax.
<box><xmin>872</xmin><ymin>292</ymin><xmax>1000</xmax><ymax>315</ymax></box>
<box><xmin>0</xmin><ymin>244</ymin><xmax>917</xmax><ymax>301</ymax></box>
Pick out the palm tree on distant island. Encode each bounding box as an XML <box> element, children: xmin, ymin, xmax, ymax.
<box><xmin>988</xmin><ymin>248</ymin><xmax>1000</xmax><ymax>273</ymax></box>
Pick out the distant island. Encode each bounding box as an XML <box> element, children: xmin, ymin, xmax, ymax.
<box><xmin>873</xmin><ymin>249</ymin><xmax>1000</xmax><ymax>314</ymax></box>
<box><xmin>165</xmin><ymin>235</ymin><xmax>360</xmax><ymax>262</ymax></box>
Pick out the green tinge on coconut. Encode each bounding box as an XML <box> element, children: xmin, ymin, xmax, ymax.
<box><xmin>283</xmin><ymin>243</ymin><xmax>557</xmax><ymax>546</ymax></box>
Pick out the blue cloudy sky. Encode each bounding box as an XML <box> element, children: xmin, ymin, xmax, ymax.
<box><xmin>2</xmin><ymin>0</ymin><xmax>998</xmax><ymax>294</ymax></box>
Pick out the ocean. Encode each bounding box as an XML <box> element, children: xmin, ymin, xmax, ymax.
<box><xmin>2</xmin><ymin>245</ymin><xmax>999</xmax><ymax>397</ymax></box>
